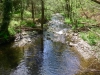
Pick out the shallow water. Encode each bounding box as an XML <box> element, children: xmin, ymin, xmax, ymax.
<box><xmin>0</xmin><ymin>32</ymin><xmax>80</xmax><ymax>75</ymax></box>
<box><xmin>0</xmin><ymin>33</ymin><xmax>100</xmax><ymax>75</ymax></box>
<box><xmin>0</xmin><ymin>34</ymin><xmax>81</xmax><ymax>75</ymax></box>
<box><xmin>40</xmin><ymin>38</ymin><xmax>80</xmax><ymax>75</ymax></box>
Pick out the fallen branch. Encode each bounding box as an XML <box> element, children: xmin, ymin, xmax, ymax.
<box><xmin>16</xmin><ymin>27</ymin><xmax>42</xmax><ymax>31</ymax></box>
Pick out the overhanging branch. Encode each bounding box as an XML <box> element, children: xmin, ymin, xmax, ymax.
<box><xmin>91</xmin><ymin>0</ymin><xmax>100</xmax><ymax>4</ymax></box>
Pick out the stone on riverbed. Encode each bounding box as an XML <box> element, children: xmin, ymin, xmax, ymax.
<box><xmin>13</xmin><ymin>31</ymin><xmax>33</xmax><ymax>47</ymax></box>
<box><xmin>67</xmin><ymin>32</ymin><xmax>94</xmax><ymax>60</ymax></box>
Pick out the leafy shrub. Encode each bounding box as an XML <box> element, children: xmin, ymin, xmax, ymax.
<box><xmin>26</xmin><ymin>21</ymin><xmax>36</xmax><ymax>27</ymax></box>
<box><xmin>8</xmin><ymin>27</ymin><xmax>16</xmax><ymax>35</ymax></box>
<box><xmin>20</xmin><ymin>21</ymin><xmax>27</xmax><ymax>26</ymax></box>
<box><xmin>65</xmin><ymin>18</ymin><xmax>72</xmax><ymax>24</ymax></box>
<box><xmin>8</xmin><ymin>20</ymin><xmax>20</xmax><ymax>35</ymax></box>
<box><xmin>24</xmin><ymin>10</ymin><xmax>32</xmax><ymax>18</ymax></box>
<box><xmin>13</xmin><ymin>13</ymin><xmax>20</xmax><ymax>18</ymax></box>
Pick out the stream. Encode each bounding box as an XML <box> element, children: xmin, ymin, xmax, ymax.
<box><xmin>0</xmin><ymin>33</ymin><xmax>80</xmax><ymax>75</ymax></box>
<box><xmin>0</xmin><ymin>13</ymin><xmax>100</xmax><ymax>75</ymax></box>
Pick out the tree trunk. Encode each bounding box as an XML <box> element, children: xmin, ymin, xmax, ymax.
<box><xmin>41</xmin><ymin>0</ymin><xmax>44</xmax><ymax>30</ymax></box>
<box><xmin>26</xmin><ymin>0</ymin><xmax>30</xmax><ymax>9</ymax></box>
<box><xmin>65</xmin><ymin>0</ymin><xmax>71</xmax><ymax>18</ymax></box>
<box><xmin>40</xmin><ymin>0</ymin><xmax>45</xmax><ymax>52</ymax></box>
<box><xmin>91</xmin><ymin>0</ymin><xmax>100</xmax><ymax>4</ymax></box>
<box><xmin>0</xmin><ymin>0</ymin><xmax>12</xmax><ymax>37</ymax></box>
<box><xmin>31</xmin><ymin>0</ymin><xmax>35</xmax><ymax>23</ymax></box>
<box><xmin>21</xmin><ymin>0</ymin><xmax>24</xmax><ymax>21</ymax></box>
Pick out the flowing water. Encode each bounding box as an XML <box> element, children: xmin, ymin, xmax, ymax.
<box><xmin>0</xmin><ymin>34</ymin><xmax>81</xmax><ymax>75</ymax></box>
<box><xmin>40</xmin><ymin>37</ymin><xmax>80</xmax><ymax>75</ymax></box>
<box><xmin>0</xmin><ymin>13</ymin><xmax>100</xmax><ymax>75</ymax></box>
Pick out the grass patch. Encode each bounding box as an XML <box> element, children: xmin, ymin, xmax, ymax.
<box><xmin>65</xmin><ymin>18</ymin><xmax>72</xmax><ymax>24</ymax></box>
<box><xmin>79</xmin><ymin>28</ymin><xmax>100</xmax><ymax>45</ymax></box>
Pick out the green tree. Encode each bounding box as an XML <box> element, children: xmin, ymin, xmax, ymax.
<box><xmin>0</xmin><ymin>0</ymin><xmax>12</xmax><ymax>38</ymax></box>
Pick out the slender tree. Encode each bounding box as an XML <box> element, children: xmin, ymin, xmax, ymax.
<box><xmin>65</xmin><ymin>0</ymin><xmax>72</xmax><ymax>19</ymax></box>
<box><xmin>40</xmin><ymin>0</ymin><xmax>44</xmax><ymax>30</ymax></box>
<box><xmin>20</xmin><ymin>0</ymin><xmax>24</xmax><ymax>20</ymax></box>
<box><xmin>31</xmin><ymin>0</ymin><xmax>35</xmax><ymax>22</ymax></box>
<box><xmin>40</xmin><ymin>0</ymin><xmax>45</xmax><ymax>51</ymax></box>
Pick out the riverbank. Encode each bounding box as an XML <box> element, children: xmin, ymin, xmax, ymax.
<box><xmin>44</xmin><ymin>13</ymin><xmax>100</xmax><ymax>74</ymax></box>
<box><xmin>66</xmin><ymin>31</ymin><xmax>95</xmax><ymax>60</ymax></box>
<box><xmin>78</xmin><ymin>28</ymin><xmax>100</xmax><ymax>61</ymax></box>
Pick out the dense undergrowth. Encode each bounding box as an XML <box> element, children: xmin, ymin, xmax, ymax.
<box><xmin>8</xmin><ymin>10</ymin><xmax>36</xmax><ymax>36</ymax></box>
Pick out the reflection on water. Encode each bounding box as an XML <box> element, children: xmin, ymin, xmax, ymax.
<box><xmin>40</xmin><ymin>38</ymin><xmax>80</xmax><ymax>75</ymax></box>
<box><xmin>0</xmin><ymin>34</ymin><xmax>81</xmax><ymax>75</ymax></box>
<box><xmin>10</xmin><ymin>35</ymin><xmax>43</xmax><ymax>75</ymax></box>
<box><xmin>0</xmin><ymin>34</ymin><xmax>100</xmax><ymax>75</ymax></box>
<box><xmin>0</xmin><ymin>43</ymin><xmax>23</xmax><ymax>75</ymax></box>
<box><xmin>0</xmin><ymin>35</ymin><xmax>43</xmax><ymax>75</ymax></box>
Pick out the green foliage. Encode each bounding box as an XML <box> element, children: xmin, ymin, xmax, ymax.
<box><xmin>8</xmin><ymin>27</ymin><xmax>16</xmax><ymax>35</ymax></box>
<box><xmin>13</xmin><ymin>13</ymin><xmax>20</xmax><ymax>18</ymax></box>
<box><xmin>20</xmin><ymin>20</ymin><xmax>36</xmax><ymax>27</ymax></box>
<box><xmin>45</xmin><ymin>0</ymin><xmax>66</xmax><ymax>18</ymax></box>
<box><xmin>60</xmin><ymin>13</ymin><xmax>65</xmax><ymax>16</ymax></box>
<box><xmin>79</xmin><ymin>30</ymin><xmax>100</xmax><ymax>45</ymax></box>
<box><xmin>26</xmin><ymin>21</ymin><xmax>35</xmax><ymax>27</ymax></box>
<box><xmin>3</xmin><ymin>34</ymin><xmax>9</xmax><ymax>40</ymax></box>
<box><xmin>72</xmin><ymin>25</ymin><xmax>77</xmax><ymax>30</ymax></box>
<box><xmin>71</xmin><ymin>17</ymin><xmax>97</xmax><ymax>30</ymax></box>
<box><xmin>78</xmin><ymin>17</ymin><xmax>97</xmax><ymax>25</ymax></box>
<box><xmin>23</xmin><ymin>10</ymin><xmax>32</xmax><ymax>18</ymax></box>
<box><xmin>10</xmin><ymin>20</ymin><xmax>20</xmax><ymax>26</ymax></box>
<box><xmin>87</xmin><ymin>32</ymin><xmax>97</xmax><ymax>45</ymax></box>
<box><xmin>65</xmin><ymin>18</ymin><xmax>72</xmax><ymax>24</ymax></box>
<box><xmin>13</xmin><ymin>10</ymin><xmax>32</xmax><ymax>18</ymax></box>
<box><xmin>8</xmin><ymin>20</ymin><xmax>21</xmax><ymax>35</ymax></box>
<box><xmin>79</xmin><ymin>32</ymin><xmax>87</xmax><ymax>41</ymax></box>
<box><xmin>0</xmin><ymin>32</ymin><xmax>9</xmax><ymax>40</ymax></box>
<box><xmin>78</xmin><ymin>24</ymin><xmax>84</xmax><ymax>28</ymax></box>
<box><xmin>20</xmin><ymin>21</ymin><xmax>27</xmax><ymax>25</ymax></box>
<box><xmin>14</xmin><ymin>11</ymin><xmax>20</xmax><ymax>14</ymax></box>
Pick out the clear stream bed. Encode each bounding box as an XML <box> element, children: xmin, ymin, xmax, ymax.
<box><xmin>0</xmin><ymin>33</ymin><xmax>100</xmax><ymax>75</ymax></box>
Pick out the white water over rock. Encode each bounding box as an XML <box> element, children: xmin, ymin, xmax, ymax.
<box><xmin>46</xmin><ymin>13</ymin><xmax>69</xmax><ymax>43</ymax></box>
